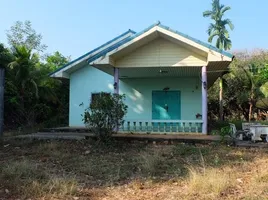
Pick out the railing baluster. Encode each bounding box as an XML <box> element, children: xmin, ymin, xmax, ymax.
<box><xmin>121</xmin><ymin>122</ymin><xmax>124</xmax><ymax>131</ymax></box>
<box><xmin>189</xmin><ymin>122</ymin><xmax>192</xmax><ymax>133</ymax></box>
<box><xmin>182</xmin><ymin>122</ymin><xmax>185</xmax><ymax>132</ymax></box>
<box><xmin>133</xmin><ymin>122</ymin><xmax>136</xmax><ymax>132</ymax></box>
<box><xmin>139</xmin><ymin>122</ymin><xmax>142</xmax><ymax>132</ymax></box>
<box><xmin>127</xmin><ymin>121</ymin><xmax>130</xmax><ymax>132</ymax></box>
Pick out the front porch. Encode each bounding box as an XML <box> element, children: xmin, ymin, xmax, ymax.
<box><xmin>114</xmin><ymin>74</ymin><xmax>205</xmax><ymax>133</ymax></box>
<box><xmin>94</xmin><ymin>66</ymin><xmax>209</xmax><ymax>134</ymax></box>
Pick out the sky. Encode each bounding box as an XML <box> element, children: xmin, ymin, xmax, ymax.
<box><xmin>0</xmin><ymin>0</ymin><xmax>267</xmax><ymax>60</ymax></box>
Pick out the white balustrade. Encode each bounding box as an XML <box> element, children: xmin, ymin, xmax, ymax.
<box><xmin>119</xmin><ymin>120</ymin><xmax>203</xmax><ymax>134</ymax></box>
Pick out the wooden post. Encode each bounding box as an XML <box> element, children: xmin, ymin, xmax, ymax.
<box><xmin>219</xmin><ymin>76</ymin><xmax>223</xmax><ymax>121</ymax></box>
<box><xmin>0</xmin><ymin>67</ymin><xmax>4</xmax><ymax>137</ymax></box>
<box><xmin>202</xmin><ymin>66</ymin><xmax>208</xmax><ymax>134</ymax></box>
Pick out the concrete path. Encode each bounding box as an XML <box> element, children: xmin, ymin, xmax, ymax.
<box><xmin>15</xmin><ymin>132</ymin><xmax>222</xmax><ymax>142</ymax></box>
<box><xmin>14</xmin><ymin>132</ymin><xmax>268</xmax><ymax>147</ymax></box>
<box><xmin>235</xmin><ymin>140</ymin><xmax>268</xmax><ymax>148</ymax></box>
<box><xmin>16</xmin><ymin>132</ymin><xmax>93</xmax><ymax>140</ymax></box>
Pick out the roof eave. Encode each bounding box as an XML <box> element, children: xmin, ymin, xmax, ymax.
<box><xmin>49</xmin><ymin>29</ymin><xmax>136</xmax><ymax>78</ymax></box>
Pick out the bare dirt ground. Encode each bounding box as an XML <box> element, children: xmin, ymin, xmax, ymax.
<box><xmin>0</xmin><ymin>138</ymin><xmax>267</xmax><ymax>200</ymax></box>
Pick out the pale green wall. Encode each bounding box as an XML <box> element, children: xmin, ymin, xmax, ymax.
<box><xmin>121</xmin><ymin>78</ymin><xmax>201</xmax><ymax>121</ymax></box>
<box><xmin>70</xmin><ymin>65</ymin><xmax>114</xmax><ymax>126</ymax></box>
<box><xmin>70</xmin><ymin>65</ymin><xmax>202</xmax><ymax>126</ymax></box>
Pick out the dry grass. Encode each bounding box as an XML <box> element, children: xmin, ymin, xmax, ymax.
<box><xmin>0</xmin><ymin>158</ymin><xmax>78</xmax><ymax>199</ymax></box>
<box><xmin>186</xmin><ymin>167</ymin><xmax>235</xmax><ymax>199</ymax></box>
<box><xmin>138</xmin><ymin>149</ymin><xmax>164</xmax><ymax>176</ymax></box>
<box><xmin>239</xmin><ymin>158</ymin><xmax>268</xmax><ymax>199</ymax></box>
<box><xmin>1</xmin><ymin>160</ymin><xmax>47</xmax><ymax>181</ymax></box>
<box><xmin>26</xmin><ymin>178</ymin><xmax>78</xmax><ymax>199</ymax></box>
<box><xmin>0</xmin><ymin>139</ymin><xmax>268</xmax><ymax>199</ymax></box>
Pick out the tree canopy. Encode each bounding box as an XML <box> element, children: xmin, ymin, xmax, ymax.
<box><xmin>1</xmin><ymin>21</ymin><xmax>70</xmax><ymax>130</ymax></box>
<box><xmin>6</xmin><ymin>20</ymin><xmax>47</xmax><ymax>52</ymax></box>
<box><xmin>208</xmin><ymin>50</ymin><xmax>268</xmax><ymax>121</ymax></box>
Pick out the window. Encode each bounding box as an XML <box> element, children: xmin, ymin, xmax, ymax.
<box><xmin>91</xmin><ymin>92</ymin><xmax>110</xmax><ymax>103</ymax></box>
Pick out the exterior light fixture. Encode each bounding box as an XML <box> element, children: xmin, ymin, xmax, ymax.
<box><xmin>113</xmin><ymin>82</ymin><xmax>117</xmax><ymax>89</ymax></box>
<box><xmin>203</xmin><ymin>81</ymin><xmax>207</xmax><ymax>89</ymax></box>
<box><xmin>159</xmin><ymin>69</ymin><xmax>168</xmax><ymax>74</ymax></box>
<box><xmin>163</xmin><ymin>87</ymin><xmax>170</xmax><ymax>91</ymax></box>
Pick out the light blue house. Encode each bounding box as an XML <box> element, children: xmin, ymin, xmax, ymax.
<box><xmin>50</xmin><ymin>23</ymin><xmax>233</xmax><ymax>134</ymax></box>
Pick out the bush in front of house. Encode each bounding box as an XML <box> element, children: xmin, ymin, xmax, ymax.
<box><xmin>83</xmin><ymin>92</ymin><xmax>127</xmax><ymax>141</ymax></box>
<box><xmin>209</xmin><ymin>120</ymin><xmax>243</xmax><ymax>134</ymax></box>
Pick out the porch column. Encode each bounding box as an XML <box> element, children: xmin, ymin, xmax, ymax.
<box><xmin>202</xmin><ymin>66</ymin><xmax>207</xmax><ymax>134</ymax></box>
<box><xmin>114</xmin><ymin>67</ymin><xmax>119</xmax><ymax>94</ymax></box>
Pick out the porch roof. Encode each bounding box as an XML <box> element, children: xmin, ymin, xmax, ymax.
<box><xmin>50</xmin><ymin>22</ymin><xmax>234</xmax><ymax>79</ymax></box>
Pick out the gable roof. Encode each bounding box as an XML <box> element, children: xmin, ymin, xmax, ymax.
<box><xmin>50</xmin><ymin>22</ymin><xmax>234</xmax><ymax>78</ymax></box>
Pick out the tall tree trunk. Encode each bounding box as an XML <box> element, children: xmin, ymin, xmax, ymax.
<box><xmin>219</xmin><ymin>76</ymin><xmax>223</xmax><ymax>121</ymax></box>
<box><xmin>248</xmin><ymin>88</ymin><xmax>254</xmax><ymax>122</ymax></box>
<box><xmin>0</xmin><ymin>67</ymin><xmax>5</xmax><ymax>137</ymax></box>
<box><xmin>249</xmin><ymin>102</ymin><xmax>253</xmax><ymax>122</ymax></box>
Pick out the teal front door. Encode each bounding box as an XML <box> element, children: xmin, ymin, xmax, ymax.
<box><xmin>152</xmin><ymin>91</ymin><xmax>181</xmax><ymax>120</ymax></box>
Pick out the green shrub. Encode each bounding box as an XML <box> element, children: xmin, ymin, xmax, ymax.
<box><xmin>83</xmin><ymin>92</ymin><xmax>127</xmax><ymax>141</ymax></box>
<box><xmin>209</xmin><ymin>120</ymin><xmax>243</xmax><ymax>134</ymax></box>
<box><xmin>220</xmin><ymin>126</ymin><xmax>231</xmax><ymax>141</ymax></box>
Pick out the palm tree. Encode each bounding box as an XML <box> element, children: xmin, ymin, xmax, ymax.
<box><xmin>203</xmin><ymin>0</ymin><xmax>234</xmax><ymax>50</ymax></box>
<box><xmin>8</xmin><ymin>46</ymin><xmax>40</xmax><ymax>108</ymax></box>
<box><xmin>7</xmin><ymin>45</ymin><xmax>59</xmax><ymax>126</ymax></box>
<box><xmin>7</xmin><ymin>46</ymin><xmax>43</xmax><ymax>126</ymax></box>
<box><xmin>203</xmin><ymin>0</ymin><xmax>234</xmax><ymax>121</ymax></box>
